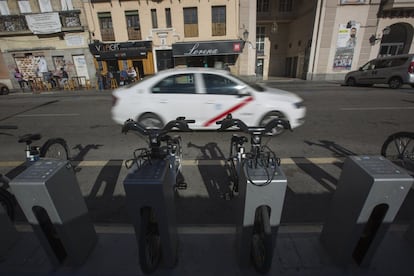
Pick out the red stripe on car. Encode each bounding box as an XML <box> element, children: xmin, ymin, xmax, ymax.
<box><xmin>203</xmin><ymin>96</ymin><xmax>254</xmax><ymax>127</ymax></box>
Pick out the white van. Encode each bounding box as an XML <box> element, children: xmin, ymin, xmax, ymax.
<box><xmin>345</xmin><ymin>54</ymin><xmax>414</xmax><ymax>89</ymax></box>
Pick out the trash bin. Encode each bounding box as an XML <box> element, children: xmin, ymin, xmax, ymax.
<box><xmin>236</xmin><ymin>163</ymin><xmax>287</xmax><ymax>268</ymax></box>
<box><xmin>123</xmin><ymin>159</ymin><xmax>178</xmax><ymax>269</ymax></box>
<box><xmin>10</xmin><ymin>159</ymin><xmax>97</xmax><ymax>267</ymax></box>
<box><xmin>0</xmin><ymin>204</ymin><xmax>19</xmax><ymax>258</ymax></box>
<box><xmin>320</xmin><ymin>156</ymin><xmax>413</xmax><ymax>267</ymax></box>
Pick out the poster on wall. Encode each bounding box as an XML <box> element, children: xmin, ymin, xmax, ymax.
<box><xmin>340</xmin><ymin>0</ymin><xmax>366</xmax><ymax>4</ymax></box>
<box><xmin>73</xmin><ymin>55</ymin><xmax>90</xmax><ymax>83</ymax></box>
<box><xmin>333</xmin><ymin>23</ymin><xmax>360</xmax><ymax>70</ymax></box>
<box><xmin>25</xmin><ymin>13</ymin><xmax>62</xmax><ymax>34</ymax></box>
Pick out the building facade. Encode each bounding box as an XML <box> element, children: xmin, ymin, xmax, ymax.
<box><xmin>1</xmin><ymin>0</ymin><xmax>413</xmax><ymax>90</ymax></box>
<box><xmin>0</xmin><ymin>0</ymin><xmax>94</xmax><ymax>89</ymax></box>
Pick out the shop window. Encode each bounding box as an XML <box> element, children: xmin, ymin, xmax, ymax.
<box><xmin>165</xmin><ymin>8</ymin><xmax>172</xmax><ymax>28</ymax></box>
<box><xmin>39</xmin><ymin>0</ymin><xmax>53</xmax><ymax>12</ymax></box>
<box><xmin>151</xmin><ymin>9</ymin><xmax>158</xmax><ymax>29</ymax></box>
<box><xmin>279</xmin><ymin>0</ymin><xmax>292</xmax><ymax>12</ymax></box>
<box><xmin>184</xmin><ymin>7</ymin><xmax>198</xmax><ymax>37</ymax></box>
<box><xmin>212</xmin><ymin>6</ymin><xmax>226</xmax><ymax>36</ymax></box>
<box><xmin>257</xmin><ymin>0</ymin><xmax>270</xmax><ymax>13</ymax></box>
<box><xmin>203</xmin><ymin>74</ymin><xmax>238</xmax><ymax>95</ymax></box>
<box><xmin>125</xmin><ymin>10</ymin><xmax>141</xmax><ymax>40</ymax></box>
<box><xmin>98</xmin><ymin>12</ymin><xmax>115</xmax><ymax>41</ymax></box>
<box><xmin>256</xmin><ymin>26</ymin><xmax>265</xmax><ymax>55</ymax></box>
<box><xmin>152</xmin><ymin>74</ymin><xmax>195</xmax><ymax>94</ymax></box>
<box><xmin>18</xmin><ymin>1</ymin><xmax>31</xmax><ymax>14</ymax></box>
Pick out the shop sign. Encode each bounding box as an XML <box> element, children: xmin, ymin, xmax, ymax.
<box><xmin>88</xmin><ymin>41</ymin><xmax>152</xmax><ymax>60</ymax></box>
<box><xmin>173</xmin><ymin>40</ymin><xmax>244</xmax><ymax>57</ymax></box>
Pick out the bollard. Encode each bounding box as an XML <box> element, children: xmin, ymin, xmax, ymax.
<box><xmin>9</xmin><ymin>159</ymin><xmax>97</xmax><ymax>267</ymax></box>
<box><xmin>123</xmin><ymin>159</ymin><xmax>178</xmax><ymax>269</ymax></box>
<box><xmin>320</xmin><ymin>156</ymin><xmax>413</xmax><ymax>267</ymax></box>
<box><xmin>0</xmin><ymin>204</ymin><xmax>19</xmax><ymax>258</ymax></box>
<box><xmin>236</xmin><ymin>163</ymin><xmax>287</xmax><ymax>269</ymax></box>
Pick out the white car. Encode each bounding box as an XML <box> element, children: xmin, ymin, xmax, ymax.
<box><xmin>111</xmin><ymin>67</ymin><xmax>306</xmax><ymax>134</ymax></box>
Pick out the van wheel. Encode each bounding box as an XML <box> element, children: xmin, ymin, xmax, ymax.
<box><xmin>346</xmin><ymin>77</ymin><xmax>357</xmax><ymax>86</ymax></box>
<box><xmin>389</xmin><ymin>77</ymin><xmax>402</xmax><ymax>89</ymax></box>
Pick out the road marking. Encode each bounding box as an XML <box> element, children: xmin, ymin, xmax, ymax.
<box><xmin>0</xmin><ymin>157</ymin><xmax>344</xmax><ymax>168</ymax></box>
<box><xmin>340</xmin><ymin>107</ymin><xmax>414</xmax><ymax>111</ymax></box>
<box><xmin>16</xmin><ymin>113</ymin><xmax>80</xmax><ymax>117</ymax></box>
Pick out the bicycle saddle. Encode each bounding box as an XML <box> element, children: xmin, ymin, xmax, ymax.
<box><xmin>18</xmin><ymin>134</ymin><xmax>41</xmax><ymax>144</ymax></box>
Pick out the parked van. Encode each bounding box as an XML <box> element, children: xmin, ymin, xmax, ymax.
<box><xmin>345</xmin><ymin>54</ymin><xmax>414</xmax><ymax>89</ymax></box>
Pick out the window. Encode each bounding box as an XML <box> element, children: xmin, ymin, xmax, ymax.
<box><xmin>152</xmin><ymin>74</ymin><xmax>196</xmax><ymax>94</ymax></box>
<box><xmin>203</xmin><ymin>74</ymin><xmax>239</xmax><ymax>95</ymax></box>
<box><xmin>39</xmin><ymin>0</ymin><xmax>53</xmax><ymax>12</ymax></box>
<box><xmin>165</xmin><ymin>8</ymin><xmax>172</xmax><ymax>28</ymax></box>
<box><xmin>98</xmin><ymin>12</ymin><xmax>115</xmax><ymax>41</ymax></box>
<box><xmin>17</xmin><ymin>1</ymin><xmax>31</xmax><ymax>13</ymax></box>
<box><xmin>125</xmin><ymin>10</ymin><xmax>141</xmax><ymax>40</ymax></box>
<box><xmin>0</xmin><ymin>1</ymin><xmax>10</xmax><ymax>15</ymax></box>
<box><xmin>257</xmin><ymin>0</ymin><xmax>269</xmax><ymax>13</ymax></box>
<box><xmin>184</xmin><ymin>7</ymin><xmax>198</xmax><ymax>37</ymax></box>
<box><xmin>151</xmin><ymin>9</ymin><xmax>158</xmax><ymax>28</ymax></box>
<box><xmin>256</xmin><ymin>26</ymin><xmax>265</xmax><ymax>55</ymax></box>
<box><xmin>279</xmin><ymin>0</ymin><xmax>292</xmax><ymax>12</ymax></box>
<box><xmin>212</xmin><ymin>6</ymin><xmax>226</xmax><ymax>36</ymax></box>
<box><xmin>61</xmin><ymin>0</ymin><xmax>73</xmax><ymax>11</ymax></box>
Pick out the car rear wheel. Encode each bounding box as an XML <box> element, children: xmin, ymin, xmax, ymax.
<box><xmin>389</xmin><ymin>77</ymin><xmax>402</xmax><ymax>89</ymax></box>
<box><xmin>346</xmin><ymin>77</ymin><xmax>357</xmax><ymax>86</ymax></box>
<box><xmin>0</xmin><ymin>86</ymin><xmax>9</xmax><ymax>95</ymax></box>
<box><xmin>138</xmin><ymin>113</ymin><xmax>164</xmax><ymax>129</ymax></box>
<box><xmin>259</xmin><ymin>111</ymin><xmax>286</xmax><ymax>136</ymax></box>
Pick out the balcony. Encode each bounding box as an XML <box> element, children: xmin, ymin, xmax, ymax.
<box><xmin>127</xmin><ymin>27</ymin><xmax>142</xmax><ymax>40</ymax></box>
<box><xmin>101</xmin><ymin>28</ymin><xmax>115</xmax><ymax>41</ymax></box>
<box><xmin>0</xmin><ymin>10</ymin><xmax>83</xmax><ymax>37</ymax></box>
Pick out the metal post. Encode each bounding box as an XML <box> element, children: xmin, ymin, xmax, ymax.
<box><xmin>320</xmin><ymin>156</ymin><xmax>413</xmax><ymax>267</ymax></box>
<box><xmin>123</xmin><ymin>159</ymin><xmax>178</xmax><ymax>268</ymax></box>
<box><xmin>10</xmin><ymin>159</ymin><xmax>97</xmax><ymax>267</ymax></box>
<box><xmin>236</xmin><ymin>164</ymin><xmax>287</xmax><ymax>267</ymax></box>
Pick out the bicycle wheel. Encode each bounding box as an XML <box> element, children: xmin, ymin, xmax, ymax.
<box><xmin>40</xmin><ymin>138</ymin><xmax>70</xmax><ymax>160</ymax></box>
<box><xmin>251</xmin><ymin>205</ymin><xmax>273</xmax><ymax>274</ymax></box>
<box><xmin>139</xmin><ymin>207</ymin><xmax>162</xmax><ymax>274</ymax></box>
<box><xmin>0</xmin><ymin>188</ymin><xmax>16</xmax><ymax>221</ymax></box>
<box><xmin>381</xmin><ymin>132</ymin><xmax>414</xmax><ymax>172</ymax></box>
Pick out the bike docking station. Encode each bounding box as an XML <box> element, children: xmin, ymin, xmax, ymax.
<box><xmin>320</xmin><ymin>155</ymin><xmax>413</xmax><ymax>267</ymax></box>
<box><xmin>123</xmin><ymin>158</ymin><xmax>178</xmax><ymax>271</ymax></box>
<box><xmin>236</xmin><ymin>161</ymin><xmax>287</xmax><ymax>271</ymax></box>
<box><xmin>0</xmin><ymin>204</ymin><xmax>19</xmax><ymax>258</ymax></box>
<box><xmin>9</xmin><ymin>159</ymin><xmax>97</xmax><ymax>267</ymax></box>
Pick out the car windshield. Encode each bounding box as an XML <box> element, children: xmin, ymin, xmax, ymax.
<box><xmin>231</xmin><ymin>75</ymin><xmax>265</xmax><ymax>92</ymax></box>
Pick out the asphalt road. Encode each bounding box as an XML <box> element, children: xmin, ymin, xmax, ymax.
<box><xmin>1</xmin><ymin>82</ymin><xmax>413</xmax><ymax>226</ymax></box>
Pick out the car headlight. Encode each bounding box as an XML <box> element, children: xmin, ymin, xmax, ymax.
<box><xmin>294</xmin><ymin>101</ymin><xmax>304</xmax><ymax>108</ymax></box>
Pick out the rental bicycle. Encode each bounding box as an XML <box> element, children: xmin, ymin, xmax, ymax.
<box><xmin>217</xmin><ymin>113</ymin><xmax>291</xmax><ymax>274</ymax></box>
<box><xmin>381</xmin><ymin>131</ymin><xmax>414</xmax><ymax>173</ymax></box>
<box><xmin>0</xmin><ymin>125</ymin><xmax>70</xmax><ymax>221</ymax></box>
<box><xmin>122</xmin><ymin>116</ymin><xmax>194</xmax><ymax>274</ymax></box>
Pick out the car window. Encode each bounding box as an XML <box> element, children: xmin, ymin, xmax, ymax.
<box><xmin>152</xmin><ymin>74</ymin><xmax>195</xmax><ymax>94</ymax></box>
<box><xmin>203</xmin><ymin>74</ymin><xmax>239</xmax><ymax>95</ymax></box>
<box><xmin>389</xmin><ymin>57</ymin><xmax>408</xmax><ymax>67</ymax></box>
<box><xmin>361</xmin><ymin>61</ymin><xmax>375</xmax><ymax>70</ymax></box>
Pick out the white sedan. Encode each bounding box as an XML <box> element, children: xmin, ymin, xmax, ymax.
<box><xmin>111</xmin><ymin>67</ymin><xmax>306</xmax><ymax>134</ymax></box>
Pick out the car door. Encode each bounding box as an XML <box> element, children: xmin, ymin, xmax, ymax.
<box><xmin>199</xmin><ymin>73</ymin><xmax>256</xmax><ymax>128</ymax></box>
<box><xmin>149</xmin><ymin>73</ymin><xmax>204</xmax><ymax>125</ymax></box>
<box><xmin>358</xmin><ymin>60</ymin><xmax>378</xmax><ymax>84</ymax></box>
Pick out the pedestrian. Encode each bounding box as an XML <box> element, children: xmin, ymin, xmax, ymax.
<box><xmin>106</xmin><ymin>71</ymin><xmax>113</xmax><ymax>89</ymax></box>
<box><xmin>120</xmin><ymin>69</ymin><xmax>128</xmax><ymax>85</ymax></box>
<box><xmin>14</xmin><ymin>68</ymin><xmax>26</xmax><ymax>91</ymax></box>
<box><xmin>127</xmin><ymin>67</ymin><xmax>137</xmax><ymax>82</ymax></box>
<box><xmin>60</xmin><ymin>68</ymin><xmax>68</xmax><ymax>86</ymax></box>
<box><xmin>96</xmin><ymin>69</ymin><xmax>104</xmax><ymax>90</ymax></box>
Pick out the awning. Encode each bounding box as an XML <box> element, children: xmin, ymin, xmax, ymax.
<box><xmin>172</xmin><ymin>40</ymin><xmax>245</xmax><ymax>57</ymax></box>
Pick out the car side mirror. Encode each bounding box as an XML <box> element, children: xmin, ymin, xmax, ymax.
<box><xmin>359</xmin><ymin>67</ymin><xmax>363</xmax><ymax>71</ymax></box>
<box><xmin>238</xmin><ymin>88</ymin><xmax>250</xmax><ymax>98</ymax></box>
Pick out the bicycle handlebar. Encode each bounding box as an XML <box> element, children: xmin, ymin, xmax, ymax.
<box><xmin>216</xmin><ymin>113</ymin><xmax>291</xmax><ymax>134</ymax></box>
<box><xmin>122</xmin><ymin>117</ymin><xmax>195</xmax><ymax>136</ymax></box>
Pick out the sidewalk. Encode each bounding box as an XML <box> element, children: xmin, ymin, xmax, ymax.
<box><xmin>1</xmin><ymin>223</ymin><xmax>413</xmax><ymax>275</ymax></box>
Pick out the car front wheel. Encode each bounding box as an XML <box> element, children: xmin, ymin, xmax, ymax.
<box><xmin>138</xmin><ymin>113</ymin><xmax>164</xmax><ymax>129</ymax></box>
<box><xmin>0</xmin><ymin>86</ymin><xmax>9</xmax><ymax>95</ymax></box>
<box><xmin>346</xmin><ymin>77</ymin><xmax>357</xmax><ymax>86</ymax></box>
